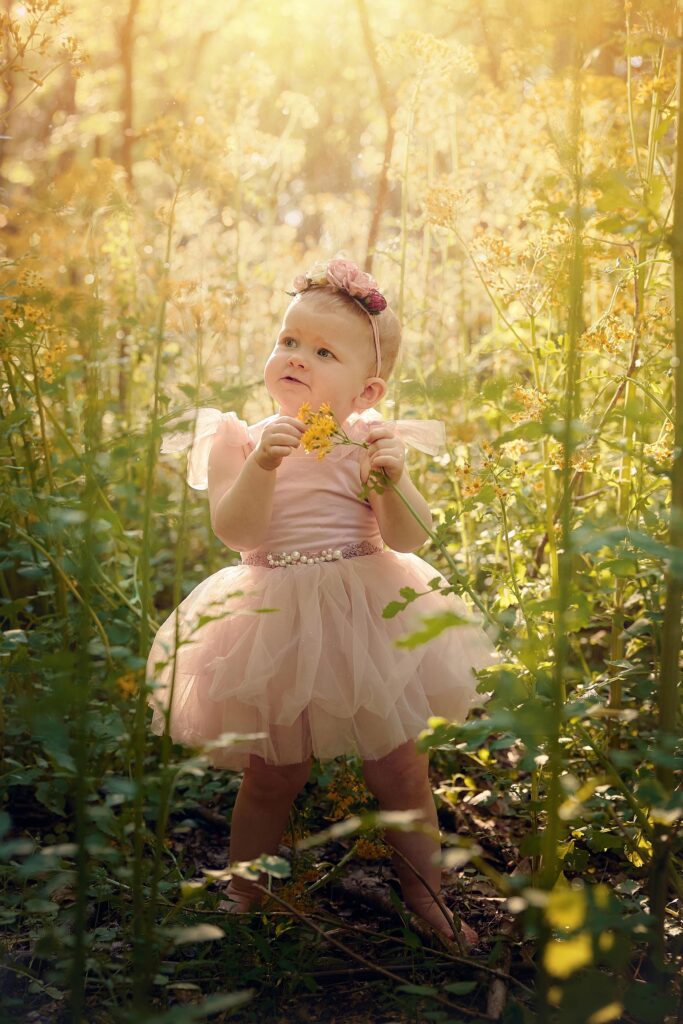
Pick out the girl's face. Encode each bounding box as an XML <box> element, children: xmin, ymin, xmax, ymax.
<box><xmin>264</xmin><ymin>300</ymin><xmax>386</xmax><ymax>422</ymax></box>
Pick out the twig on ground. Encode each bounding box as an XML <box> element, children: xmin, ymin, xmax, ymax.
<box><xmin>249</xmin><ymin>880</ymin><xmax>496</xmax><ymax>1019</ymax></box>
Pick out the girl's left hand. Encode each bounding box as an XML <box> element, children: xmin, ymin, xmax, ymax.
<box><xmin>359</xmin><ymin>422</ymin><xmax>406</xmax><ymax>485</ymax></box>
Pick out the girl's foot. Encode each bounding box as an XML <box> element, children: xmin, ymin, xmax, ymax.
<box><xmin>406</xmin><ymin>894</ymin><xmax>479</xmax><ymax>952</ymax></box>
<box><xmin>219</xmin><ymin>881</ymin><xmax>263</xmax><ymax>914</ymax></box>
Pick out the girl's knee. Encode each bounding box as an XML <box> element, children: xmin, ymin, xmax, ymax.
<box><xmin>362</xmin><ymin>740</ymin><xmax>430</xmax><ymax>802</ymax></box>
<box><xmin>244</xmin><ymin>755</ymin><xmax>312</xmax><ymax>801</ymax></box>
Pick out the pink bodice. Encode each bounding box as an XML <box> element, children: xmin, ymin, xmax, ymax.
<box><xmin>159</xmin><ymin>406</ymin><xmax>447</xmax><ymax>555</ymax></box>
<box><xmin>243</xmin><ymin>438</ymin><xmax>383</xmax><ymax>555</ymax></box>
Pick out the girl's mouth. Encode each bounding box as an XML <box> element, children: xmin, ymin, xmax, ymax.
<box><xmin>281</xmin><ymin>375</ymin><xmax>308</xmax><ymax>386</ymax></box>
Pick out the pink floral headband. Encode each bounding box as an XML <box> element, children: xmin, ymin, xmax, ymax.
<box><xmin>285</xmin><ymin>257</ymin><xmax>387</xmax><ymax>377</ymax></box>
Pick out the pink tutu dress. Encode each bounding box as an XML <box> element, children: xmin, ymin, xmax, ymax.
<box><xmin>146</xmin><ymin>406</ymin><xmax>500</xmax><ymax>770</ymax></box>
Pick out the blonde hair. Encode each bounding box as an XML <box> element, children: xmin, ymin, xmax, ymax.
<box><xmin>288</xmin><ymin>284</ymin><xmax>401</xmax><ymax>382</ymax></box>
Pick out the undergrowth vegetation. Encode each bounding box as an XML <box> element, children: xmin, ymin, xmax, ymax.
<box><xmin>0</xmin><ymin>0</ymin><xmax>681</xmax><ymax>1022</ymax></box>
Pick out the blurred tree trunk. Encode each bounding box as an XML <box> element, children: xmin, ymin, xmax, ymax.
<box><xmin>116</xmin><ymin>0</ymin><xmax>140</xmax><ymax>415</ymax></box>
<box><xmin>119</xmin><ymin>0</ymin><xmax>141</xmax><ymax>192</ymax></box>
<box><xmin>474</xmin><ymin>0</ymin><xmax>502</xmax><ymax>88</ymax></box>
<box><xmin>354</xmin><ymin>0</ymin><xmax>396</xmax><ymax>275</ymax></box>
<box><xmin>656</xmin><ymin>6</ymin><xmax>683</xmax><ymax>811</ymax></box>
<box><xmin>0</xmin><ymin>0</ymin><xmax>15</xmax><ymax>191</ymax></box>
<box><xmin>645</xmin><ymin>5</ymin><xmax>683</xmax><ymax>989</ymax></box>
<box><xmin>54</xmin><ymin>68</ymin><xmax>77</xmax><ymax>175</ymax></box>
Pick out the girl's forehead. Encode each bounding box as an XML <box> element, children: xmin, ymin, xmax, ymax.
<box><xmin>281</xmin><ymin>302</ymin><xmax>356</xmax><ymax>339</ymax></box>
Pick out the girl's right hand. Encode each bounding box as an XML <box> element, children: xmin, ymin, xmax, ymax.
<box><xmin>251</xmin><ymin>416</ymin><xmax>306</xmax><ymax>471</ymax></box>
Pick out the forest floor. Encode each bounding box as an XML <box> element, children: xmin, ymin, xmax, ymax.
<box><xmin>140</xmin><ymin>767</ymin><xmax>533</xmax><ymax>1024</ymax></box>
<box><xmin>9</xmin><ymin>752</ymin><xmax>664</xmax><ymax>1023</ymax></box>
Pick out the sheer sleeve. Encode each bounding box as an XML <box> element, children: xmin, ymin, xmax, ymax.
<box><xmin>393</xmin><ymin>418</ymin><xmax>446</xmax><ymax>456</ymax></box>
<box><xmin>160</xmin><ymin>407</ymin><xmax>250</xmax><ymax>490</ymax></box>
<box><xmin>347</xmin><ymin>408</ymin><xmax>447</xmax><ymax>456</ymax></box>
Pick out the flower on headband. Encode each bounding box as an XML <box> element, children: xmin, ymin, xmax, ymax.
<box><xmin>287</xmin><ymin>257</ymin><xmax>387</xmax><ymax>314</ymax></box>
<box><xmin>326</xmin><ymin>258</ymin><xmax>377</xmax><ymax>300</ymax></box>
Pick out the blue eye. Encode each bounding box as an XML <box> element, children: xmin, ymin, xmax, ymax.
<box><xmin>282</xmin><ymin>337</ymin><xmax>297</xmax><ymax>347</ymax></box>
<box><xmin>317</xmin><ymin>348</ymin><xmax>333</xmax><ymax>359</ymax></box>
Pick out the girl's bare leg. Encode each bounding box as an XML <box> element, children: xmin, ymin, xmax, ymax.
<box><xmin>225</xmin><ymin>753</ymin><xmax>312</xmax><ymax>910</ymax></box>
<box><xmin>362</xmin><ymin>739</ymin><xmax>478</xmax><ymax>948</ymax></box>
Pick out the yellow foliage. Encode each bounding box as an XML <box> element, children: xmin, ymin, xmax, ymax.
<box><xmin>545</xmin><ymin>882</ymin><xmax>587</xmax><ymax>931</ymax></box>
<box><xmin>586</xmin><ymin>1003</ymin><xmax>624</xmax><ymax>1024</ymax></box>
<box><xmin>543</xmin><ymin>931</ymin><xmax>593</xmax><ymax>979</ymax></box>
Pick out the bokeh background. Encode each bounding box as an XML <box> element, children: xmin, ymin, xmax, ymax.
<box><xmin>1</xmin><ymin>1</ymin><xmax>681</xmax><ymax>1022</ymax></box>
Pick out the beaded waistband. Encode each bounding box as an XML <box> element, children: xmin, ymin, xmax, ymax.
<box><xmin>241</xmin><ymin>539</ymin><xmax>384</xmax><ymax>568</ymax></box>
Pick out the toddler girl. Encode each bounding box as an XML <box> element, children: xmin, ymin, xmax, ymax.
<box><xmin>147</xmin><ymin>256</ymin><xmax>499</xmax><ymax>951</ymax></box>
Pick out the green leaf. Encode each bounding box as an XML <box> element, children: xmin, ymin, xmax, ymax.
<box><xmin>598</xmin><ymin>557</ymin><xmax>639</xmax><ymax>577</ymax></box>
<box><xmin>25</xmin><ymin>899</ymin><xmax>59</xmax><ymax>913</ymax></box>
<box><xmin>654</xmin><ymin>115</ymin><xmax>674</xmax><ymax>142</ymax></box>
<box><xmin>496</xmin><ymin>420</ymin><xmax>546</xmax><ymax>444</ymax></box>
<box><xmin>395</xmin><ymin>612</ymin><xmax>472</xmax><ymax>649</ymax></box>
<box><xmin>396</xmin><ymin>984</ymin><xmax>439</xmax><ymax>996</ymax></box>
<box><xmin>443</xmin><ymin>980</ymin><xmax>478</xmax><ymax>994</ymax></box>
<box><xmin>225</xmin><ymin>853</ymin><xmax>291</xmax><ymax>881</ymax></box>
<box><xmin>161</xmin><ymin>924</ymin><xmax>225</xmax><ymax>945</ymax></box>
<box><xmin>149</xmin><ymin>991</ymin><xmax>255</xmax><ymax>1023</ymax></box>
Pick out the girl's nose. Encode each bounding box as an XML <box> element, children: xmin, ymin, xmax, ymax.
<box><xmin>287</xmin><ymin>350</ymin><xmax>307</xmax><ymax>367</ymax></box>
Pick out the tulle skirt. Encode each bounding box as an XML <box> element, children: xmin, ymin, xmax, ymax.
<box><xmin>146</xmin><ymin>551</ymin><xmax>500</xmax><ymax>771</ymax></box>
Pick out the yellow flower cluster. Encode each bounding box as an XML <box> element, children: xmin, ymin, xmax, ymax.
<box><xmin>116</xmin><ymin>672</ymin><xmax>138</xmax><ymax>698</ymax></box>
<box><xmin>474</xmin><ymin>235</ymin><xmax>513</xmax><ymax>266</ymax></box>
<box><xmin>635</xmin><ymin>67</ymin><xmax>677</xmax><ymax>105</ymax></box>
<box><xmin>297</xmin><ymin>401</ymin><xmax>338</xmax><ymax>459</ymax></box>
<box><xmin>324</xmin><ymin>765</ymin><xmax>370</xmax><ymax>822</ymax></box>
<box><xmin>454</xmin><ymin>461</ymin><xmax>484</xmax><ymax>498</ymax></box>
<box><xmin>578</xmin><ymin>314</ymin><xmax>634</xmax><ymax>355</ymax></box>
<box><xmin>3</xmin><ymin>301</ymin><xmax>53</xmax><ymax>333</ymax></box>
<box><xmin>263</xmin><ymin>877</ymin><xmax>318</xmax><ymax>914</ymax></box>
<box><xmin>510</xmin><ymin>385</ymin><xmax>549</xmax><ymax>423</ymax></box>
<box><xmin>548</xmin><ymin>442</ymin><xmax>596</xmax><ymax>473</ymax></box>
<box><xmin>644</xmin><ymin>420</ymin><xmax>674</xmax><ymax>466</ymax></box>
<box><xmin>354</xmin><ymin>836</ymin><xmax>392</xmax><ymax>861</ymax></box>
<box><xmin>500</xmin><ymin>439</ymin><xmax>528</xmax><ymax>461</ymax></box>
<box><xmin>377</xmin><ymin>30</ymin><xmax>478</xmax><ymax>79</ymax></box>
<box><xmin>423</xmin><ymin>179</ymin><xmax>469</xmax><ymax>229</ymax></box>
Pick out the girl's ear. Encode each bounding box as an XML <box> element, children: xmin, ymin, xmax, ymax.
<box><xmin>354</xmin><ymin>377</ymin><xmax>387</xmax><ymax>410</ymax></box>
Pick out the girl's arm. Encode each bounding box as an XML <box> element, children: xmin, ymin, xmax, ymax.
<box><xmin>361</xmin><ymin>423</ymin><xmax>433</xmax><ymax>552</ymax></box>
<box><xmin>368</xmin><ymin>468</ymin><xmax>433</xmax><ymax>552</ymax></box>
<box><xmin>208</xmin><ymin>416</ymin><xmax>305</xmax><ymax>551</ymax></box>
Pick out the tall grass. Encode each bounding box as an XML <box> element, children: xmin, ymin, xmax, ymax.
<box><xmin>0</xmin><ymin>2</ymin><xmax>681</xmax><ymax>1022</ymax></box>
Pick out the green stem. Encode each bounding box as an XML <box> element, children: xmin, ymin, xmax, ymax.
<box><xmin>492</xmin><ymin>474</ymin><xmax>534</xmax><ymax>641</ymax></box>
<box><xmin>133</xmin><ymin>172</ymin><xmax>184</xmax><ymax>1010</ymax></box>
<box><xmin>529</xmin><ymin>314</ymin><xmax>560</xmax><ymax>602</ymax></box>
<box><xmin>384</xmin><ymin>475</ymin><xmax>493</xmax><ymax>625</ymax></box>
<box><xmin>394</xmin><ymin>71</ymin><xmax>424</xmax><ymax>418</ymax></box>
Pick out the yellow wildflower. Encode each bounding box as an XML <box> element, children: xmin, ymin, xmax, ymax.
<box><xmin>116</xmin><ymin>672</ymin><xmax>138</xmax><ymax>698</ymax></box>
<box><xmin>297</xmin><ymin>401</ymin><xmax>338</xmax><ymax>460</ymax></box>
<box><xmin>644</xmin><ymin>421</ymin><xmax>673</xmax><ymax>466</ymax></box>
<box><xmin>454</xmin><ymin>460</ymin><xmax>484</xmax><ymax>498</ymax></box>
<box><xmin>423</xmin><ymin>178</ymin><xmax>470</xmax><ymax>229</ymax></box>
<box><xmin>578</xmin><ymin>314</ymin><xmax>633</xmax><ymax>355</ymax></box>
<box><xmin>500</xmin><ymin>439</ymin><xmax>527</xmax><ymax>461</ymax></box>
<box><xmin>377</xmin><ymin>30</ymin><xmax>478</xmax><ymax>80</ymax></box>
<box><xmin>548</xmin><ymin>442</ymin><xmax>596</xmax><ymax>472</ymax></box>
<box><xmin>324</xmin><ymin>766</ymin><xmax>370</xmax><ymax>822</ymax></box>
<box><xmin>354</xmin><ymin>836</ymin><xmax>391</xmax><ymax>860</ymax></box>
<box><xmin>510</xmin><ymin>385</ymin><xmax>549</xmax><ymax>423</ymax></box>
